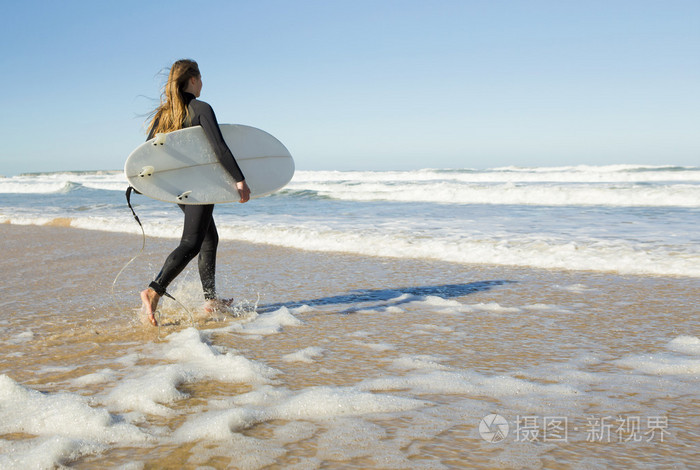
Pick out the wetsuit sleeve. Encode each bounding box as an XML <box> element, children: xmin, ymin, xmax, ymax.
<box><xmin>198</xmin><ymin>103</ymin><xmax>245</xmax><ymax>182</ymax></box>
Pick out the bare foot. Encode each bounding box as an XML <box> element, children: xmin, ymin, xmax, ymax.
<box><xmin>140</xmin><ymin>288</ymin><xmax>161</xmax><ymax>326</ymax></box>
<box><xmin>203</xmin><ymin>298</ymin><xmax>234</xmax><ymax>314</ymax></box>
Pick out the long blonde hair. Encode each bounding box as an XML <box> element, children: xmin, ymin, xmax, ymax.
<box><xmin>148</xmin><ymin>59</ymin><xmax>200</xmax><ymax>135</ymax></box>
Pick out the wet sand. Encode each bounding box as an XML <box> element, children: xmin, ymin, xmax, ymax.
<box><xmin>1</xmin><ymin>224</ymin><xmax>698</xmax><ymax>469</ymax></box>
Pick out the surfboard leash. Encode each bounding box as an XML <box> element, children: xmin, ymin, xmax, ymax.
<box><xmin>125</xmin><ymin>185</ymin><xmax>142</xmax><ymax>228</ymax></box>
<box><xmin>110</xmin><ymin>186</ymin><xmax>149</xmax><ymax>321</ymax></box>
<box><xmin>111</xmin><ymin>187</ymin><xmax>146</xmax><ymax>294</ymax></box>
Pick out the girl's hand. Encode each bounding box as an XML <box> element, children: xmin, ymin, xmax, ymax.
<box><xmin>237</xmin><ymin>180</ymin><xmax>251</xmax><ymax>203</ymax></box>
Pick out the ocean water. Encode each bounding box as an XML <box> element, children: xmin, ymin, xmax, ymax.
<box><xmin>1</xmin><ymin>165</ymin><xmax>699</xmax><ymax>277</ymax></box>
<box><xmin>1</xmin><ymin>165</ymin><xmax>699</xmax><ymax>468</ymax></box>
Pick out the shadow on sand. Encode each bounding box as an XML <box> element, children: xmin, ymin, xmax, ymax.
<box><xmin>257</xmin><ymin>280</ymin><xmax>514</xmax><ymax>314</ymax></box>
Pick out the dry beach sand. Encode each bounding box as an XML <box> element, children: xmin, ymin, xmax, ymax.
<box><xmin>0</xmin><ymin>224</ymin><xmax>698</xmax><ymax>469</ymax></box>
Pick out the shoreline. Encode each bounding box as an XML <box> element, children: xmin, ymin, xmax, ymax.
<box><xmin>3</xmin><ymin>220</ymin><xmax>699</xmax><ymax>281</ymax></box>
<box><xmin>3</xmin><ymin>221</ymin><xmax>697</xmax><ymax>376</ymax></box>
<box><xmin>1</xmin><ymin>223</ymin><xmax>698</xmax><ymax>468</ymax></box>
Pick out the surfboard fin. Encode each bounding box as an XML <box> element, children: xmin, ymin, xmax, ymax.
<box><xmin>153</xmin><ymin>133</ymin><xmax>166</xmax><ymax>146</ymax></box>
<box><xmin>138</xmin><ymin>166</ymin><xmax>155</xmax><ymax>178</ymax></box>
<box><xmin>177</xmin><ymin>191</ymin><xmax>192</xmax><ymax>201</ymax></box>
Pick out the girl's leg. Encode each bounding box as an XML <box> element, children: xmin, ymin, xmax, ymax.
<box><xmin>198</xmin><ymin>217</ymin><xmax>219</xmax><ymax>300</ymax></box>
<box><xmin>143</xmin><ymin>204</ymin><xmax>215</xmax><ymax>323</ymax></box>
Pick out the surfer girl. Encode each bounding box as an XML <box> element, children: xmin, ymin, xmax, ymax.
<box><xmin>140</xmin><ymin>59</ymin><xmax>250</xmax><ymax>326</ymax></box>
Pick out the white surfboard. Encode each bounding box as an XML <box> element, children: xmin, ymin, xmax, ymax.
<box><xmin>124</xmin><ymin>124</ymin><xmax>294</xmax><ymax>204</ymax></box>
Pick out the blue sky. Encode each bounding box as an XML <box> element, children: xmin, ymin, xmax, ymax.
<box><xmin>1</xmin><ymin>0</ymin><xmax>698</xmax><ymax>175</ymax></box>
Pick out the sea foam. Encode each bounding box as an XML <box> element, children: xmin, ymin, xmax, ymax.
<box><xmin>172</xmin><ymin>385</ymin><xmax>427</xmax><ymax>442</ymax></box>
<box><xmin>222</xmin><ymin>307</ymin><xmax>303</xmax><ymax>336</ymax></box>
<box><xmin>103</xmin><ymin>328</ymin><xmax>278</xmax><ymax>416</ymax></box>
<box><xmin>0</xmin><ymin>374</ymin><xmax>149</xmax><ymax>443</ymax></box>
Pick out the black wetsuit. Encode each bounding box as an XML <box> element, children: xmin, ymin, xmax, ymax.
<box><xmin>147</xmin><ymin>92</ymin><xmax>244</xmax><ymax>300</ymax></box>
